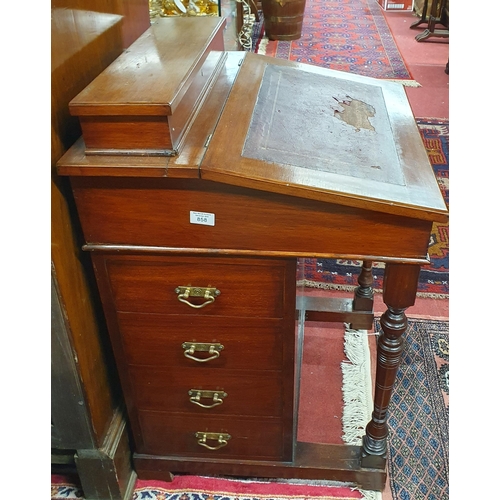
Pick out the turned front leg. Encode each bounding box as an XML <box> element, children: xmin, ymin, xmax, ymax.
<box><xmin>353</xmin><ymin>260</ymin><xmax>374</xmax><ymax>311</ymax></box>
<box><xmin>360</xmin><ymin>263</ymin><xmax>420</xmax><ymax>469</ymax></box>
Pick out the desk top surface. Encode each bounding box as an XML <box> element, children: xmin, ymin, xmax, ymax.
<box><xmin>201</xmin><ymin>53</ymin><xmax>448</xmax><ymax>223</ymax></box>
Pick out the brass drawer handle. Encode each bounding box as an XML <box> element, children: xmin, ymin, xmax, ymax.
<box><xmin>175</xmin><ymin>286</ymin><xmax>221</xmax><ymax>309</ymax></box>
<box><xmin>188</xmin><ymin>389</ymin><xmax>227</xmax><ymax>409</ymax></box>
<box><xmin>195</xmin><ymin>432</ymin><xmax>231</xmax><ymax>450</ymax></box>
<box><xmin>182</xmin><ymin>342</ymin><xmax>224</xmax><ymax>363</ymax></box>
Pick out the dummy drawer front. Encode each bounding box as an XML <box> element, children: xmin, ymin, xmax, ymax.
<box><xmin>129</xmin><ymin>365</ymin><xmax>283</xmax><ymax>417</ymax></box>
<box><xmin>137</xmin><ymin>410</ymin><xmax>286</xmax><ymax>460</ymax></box>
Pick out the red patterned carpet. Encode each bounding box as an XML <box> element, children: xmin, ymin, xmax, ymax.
<box><xmin>51</xmin><ymin>474</ymin><xmax>365</xmax><ymax>499</ymax></box>
<box><xmin>253</xmin><ymin>0</ymin><xmax>412</xmax><ymax>80</ymax></box>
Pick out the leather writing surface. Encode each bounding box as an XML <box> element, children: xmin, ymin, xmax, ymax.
<box><xmin>242</xmin><ymin>64</ymin><xmax>405</xmax><ymax>186</ymax></box>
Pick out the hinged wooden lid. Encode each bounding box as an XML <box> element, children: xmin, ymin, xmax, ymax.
<box><xmin>201</xmin><ymin>53</ymin><xmax>448</xmax><ymax>222</ymax></box>
<box><xmin>68</xmin><ymin>17</ymin><xmax>226</xmax><ymax>155</ymax></box>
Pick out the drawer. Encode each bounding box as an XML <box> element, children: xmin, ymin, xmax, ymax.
<box><xmin>128</xmin><ymin>366</ymin><xmax>284</xmax><ymax>417</ymax></box>
<box><xmin>117</xmin><ymin>312</ymin><xmax>284</xmax><ymax>370</ymax></box>
<box><xmin>137</xmin><ymin>410</ymin><xmax>286</xmax><ymax>460</ymax></box>
<box><xmin>103</xmin><ymin>255</ymin><xmax>289</xmax><ymax>317</ymax></box>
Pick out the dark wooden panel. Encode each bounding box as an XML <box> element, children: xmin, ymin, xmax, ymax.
<box><xmin>75</xmin><ymin>408</ymin><xmax>137</xmax><ymax>500</ymax></box>
<box><xmin>103</xmin><ymin>255</ymin><xmax>290</xmax><ymax>318</ymax></box>
<box><xmin>133</xmin><ymin>442</ymin><xmax>387</xmax><ymax>490</ymax></box>
<box><xmin>51</xmin><ymin>272</ymin><xmax>95</xmax><ymax>450</ymax></box>
<box><xmin>137</xmin><ymin>411</ymin><xmax>286</xmax><ymax>460</ymax></box>
<box><xmin>128</xmin><ymin>365</ymin><xmax>284</xmax><ymax>416</ymax></box>
<box><xmin>116</xmin><ymin>312</ymin><xmax>284</xmax><ymax>370</ymax></box>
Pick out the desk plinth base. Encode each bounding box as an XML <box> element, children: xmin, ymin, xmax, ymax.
<box><xmin>134</xmin><ymin>442</ymin><xmax>387</xmax><ymax>491</ymax></box>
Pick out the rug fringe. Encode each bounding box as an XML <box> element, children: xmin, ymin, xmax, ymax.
<box><xmin>356</xmin><ymin>488</ymin><xmax>383</xmax><ymax>500</ymax></box>
<box><xmin>341</xmin><ymin>325</ymin><xmax>383</xmax><ymax>500</ymax></box>
<box><xmin>256</xmin><ymin>35</ymin><xmax>269</xmax><ymax>55</ymax></box>
<box><xmin>382</xmin><ymin>78</ymin><xmax>422</xmax><ymax>87</ymax></box>
<box><xmin>297</xmin><ymin>279</ymin><xmax>448</xmax><ymax>299</ymax></box>
<box><xmin>341</xmin><ymin>326</ymin><xmax>373</xmax><ymax>446</ymax></box>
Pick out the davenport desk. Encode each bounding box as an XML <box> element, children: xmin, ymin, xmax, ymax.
<box><xmin>57</xmin><ymin>17</ymin><xmax>448</xmax><ymax>491</ymax></box>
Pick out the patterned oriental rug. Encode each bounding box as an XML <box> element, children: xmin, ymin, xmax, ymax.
<box><xmin>377</xmin><ymin>317</ymin><xmax>449</xmax><ymax>500</ymax></box>
<box><xmin>298</xmin><ymin>119</ymin><xmax>450</xmax><ymax>299</ymax></box>
<box><xmin>252</xmin><ymin>0</ymin><xmax>415</xmax><ymax>83</ymax></box>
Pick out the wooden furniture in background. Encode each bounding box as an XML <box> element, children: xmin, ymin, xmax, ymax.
<box><xmin>410</xmin><ymin>0</ymin><xmax>449</xmax><ymax>41</ymax></box>
<box><xmin>58</xmin><ymin>19</ymin><xmax>448</xmax><ymax>492</ymax></box>
<box><xmin>51</xmin><ymin>0</ymin><xmax>150</xmax><ymax>498</ymax></box>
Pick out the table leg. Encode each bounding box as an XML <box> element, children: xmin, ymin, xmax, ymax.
<box><xmin>414</xmin><ymin>0</ymin><xmax>449</xmax><ymax>41</ymax></box>
<box><xmin>360</xmin><ymin>263</ymin><xmax>420</xmax><ymax>469</ymax></box>
<box><xmin>353</xmin><ymin>260</ymin><xmax>374</xmax><ymax>312</ymax></box>
<box><xmin>410</xmin><ymin>0</ymin><xmax>430</xmax><ymax>29</ymax></box>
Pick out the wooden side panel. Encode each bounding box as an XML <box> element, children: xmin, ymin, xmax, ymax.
<box><xmin>70</xmin><ymin>177</ymin><xmax>433</xmax><ymax>261</ymax></box>
<box><xmin>79</xmin><ymin>116</ymin><xmax>173</xmax><ymax>150</ymax></box>
<box><xmin>51</xmin><ymin>0</ymin><xmax>149</xmax><ymax>447</ymax></box>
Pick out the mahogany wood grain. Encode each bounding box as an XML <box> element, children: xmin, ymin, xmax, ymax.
<box><xmin>57</xmin><ymin>52</ymin><xmax>243</xmax><ymax>178</ymax></box>
<box><xmin>79</xmin><ymin>115</ymin><xmax>174</xmax><ymax>151</ymax></box>
<box><xmin>116</xmin><ymin>313</ymin><xmax>285</xmax><ymax>370</ymax></box>
<box><xmin>103</xmin><ymin>255</ymin><xmax>290</xmax><ymax>318</ymax></box>
<box><xmin>90</xmin><ymin>254</ymin><xmax>297</xmax><ymax>466</ymax></box>
<box><xmin>70</xmin><ymin>177</ymin><xmax>433</xmax><ymax>262</ymax></box>
<box><xmin>118</xmin><ymin>0</ymin><xmax>152</xmax><ymax>49</ymax></box>
<box><xmin>70</xmin><ymin>18</ymin><xmax>226</xmax><ymax>117</ymax></box>
<box><xmin>128</xmin><ymin>365</ymin><xmax>284</xmax><ymax>416</ymax></box>
<box><xmin>69</xmin><ymin>18</ymin><xmax>226</xmax><ymax>153</ymax></box>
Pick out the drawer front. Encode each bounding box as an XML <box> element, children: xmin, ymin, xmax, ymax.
<box><xmin>105</xmin><ymin>255</ymin><xmax>288</xmax><ymax>318</ymax></box>
<box><xmin>129</xmin><ymin>366</ymin><xmax>283</xmax><ymax>417</ymax></box>
<box><xmin>117</xmin><ymin>312</ymin><xmax>284</xmax><ymax>370</ymax></box>
<box><xmin>137</xmin><ymin>410</ymin><xmax>285</xmax><ymax>460</ymax></box>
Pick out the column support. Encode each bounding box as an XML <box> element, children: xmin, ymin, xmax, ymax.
<box><xmin>353</xmin><ymin>260</ymin><xmax>374</xmax><ymax>312</ymax></box>
<box><xmin>360</xmin><ymin>263</ymin><xmax>420</xmax><ymax>468</ymax></box>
